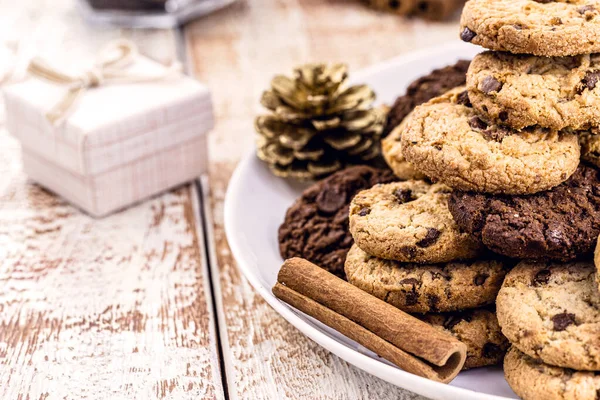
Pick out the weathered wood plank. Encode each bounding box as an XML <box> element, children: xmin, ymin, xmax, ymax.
<box><xmin>186</xmin><ymin>0</ymin><xmax>456</xmax><ymax>398</ymax></box>
<box><xmin>0</xmin><ymin>1</ymin><xmax>224</xmax><ymax>399</ymax></box>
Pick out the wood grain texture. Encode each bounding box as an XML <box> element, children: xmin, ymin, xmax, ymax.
<box><xmin>186</xmin><ymin>0</ymin><xmax>457</xmax><ymax>398</ymax></box>
<box><xmin>0</xmin><ymin>1</ymin><xmax>223</xmax><ymax>399</ymax></box>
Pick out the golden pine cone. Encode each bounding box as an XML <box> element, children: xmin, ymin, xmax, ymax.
<box><xmin>255</xmin><ymin>63</ymin><xmax>386</xmax><ymax>180</ymax></box>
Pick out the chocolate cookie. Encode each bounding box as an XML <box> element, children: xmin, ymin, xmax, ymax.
<box><xmin>581</xmin><ymin>132</ymin><xmax>600</xmax><ymax>168</ymax></box>
<box><xmin>467</xmin><ymin>51</ymin><xmax>600</xmax><ymax>131</ymax></box>
<box><xmin>383</xmin><ymin>60</ymin><xmax>471</xmax><ymax>136</ymax></box>
<box><xmin>460</xmin><ymin>0</ymin><xmax>600</xmax><ymax>57</ymax></box>
<box><xmin>344</xmin><ymin>245</ymin><xmax>507</xmax><ymax>313</ymax></box>
<box><xmin>497</xmin><ymin>261</ymin><xmax>600</xmax><ymax>371</ymax></box>
<box><xmin>505</xmin><ymin>347</ymin><xmax>600</xmax><ymax>400</ymax></box>
<box><xmin>595</xmin><ymin>236</ymin><xmax>600</xmax><ymax>291</ymax></box>
<box><xmin>400</xmin><ymin>86</ymin><xmax>581</xmax><ymax>195</ymax></box>
<box><xmin>349</xmin><ymin>180</ymin><xmax>483</xmax><ymax>263</ymax></box>
<box><xmin>278</xmin><ymin>166</ymin><xmax>397</xmax><ymax>278</ymax></box>
<box><xmin>421</xmin><ymin>308</ymin><xmax>509</xmax><ymax>370</ymax></box>
<box><xmin>449</xmin><ymin>164</ymin><xmax>600</xmax><ymax>261</ymax></box>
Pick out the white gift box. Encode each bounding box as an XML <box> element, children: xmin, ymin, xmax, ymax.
<box><xmin>3</xmin><ymin>56</ymin><xmax>213</xmax><ymax>217</ymax></box>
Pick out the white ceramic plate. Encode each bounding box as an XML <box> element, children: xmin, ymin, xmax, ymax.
<box><xmin>224</xmin><ymin>40</ymin><xmax>518</xmax><ymax>400</ymax></box>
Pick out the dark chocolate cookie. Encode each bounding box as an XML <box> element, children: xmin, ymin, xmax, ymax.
<box><xmin>383</xmin><ymin>59</ymin><xmax>471</xmax><ymax>136</ymax></box>
<box><xmin>448</xmin><ymin>164</ymin><xmax>600</xmax><ymax>261</ymax></box>
<box><xmin>278</xmin><ymin>166</ymin><xmax>397</xmax><ymax>278</ymax></box>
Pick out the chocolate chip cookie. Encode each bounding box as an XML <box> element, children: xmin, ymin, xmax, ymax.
<box><xmin>401</xmin><ymin>87</ymin><xmax>580</xmax><ymax>194</ymax></box>
<box><xmin>460</xmin><ymin>0</ymin><xmax>600</xmax><ymax>57</ymax></box>
<box><xmin>449</xmin><ymin>164</ymin><xmax>600</xmax><ymax>261</ymax></box>
<box><xmin>383</xmin><ymin>60</ymin><xmax>471</xmax><ymax>136</ymax></box>
<box><xmin>382</xmin><ymin>121</ymin><xmax>427</xmax><ymax>181</ymax></box>
<box><xmin>497</xmin><ymin>261</ymin><xmax>600</xmax><ymax>371</ymax></box>
<box><xmin>381</xmin><ymin>60</ymin><xmax>471</xmax><ymax>180</ymax></box>
<box><xmin>421</xmin><ymin>308</ymin><xmax>509</xmax><ymax>370</ymax></box>
<box><xmin>349</xmin><ymin>180</ymin><xmax>483</xmax><ymax>263</ymax></box>
<box><xmin>505</xmin><ymin>347</ymin><xmax>600</xmax><ymax>400</ymax></box>
<box><xmin>278</xmin><ymin>166</ymin><xmax>397</xmax><ymax>278</ymax></box>
<box><xmin>581</xmin><ymin>132</ymin><xmax>600</xmax><ymax>168</ymax></box>
<box><xmin>467</xmin><ymin>51</ymin><xmax>600</xmax><ymax>131</ymax></box>
<box><xmin>344</xmin><ymin>245</ymin><xmax>507</xmax><ymax>313</ymax></box>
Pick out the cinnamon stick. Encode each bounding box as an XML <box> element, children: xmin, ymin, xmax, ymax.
<box><xmin>273</xmin><ymin>258</ymin><xmax>467</xmax><ymax>383</ymax></box>
<box><xmin>411</xmin><ymin>0</ymin><xmax>465</xmax><ymax>21</ymax></box>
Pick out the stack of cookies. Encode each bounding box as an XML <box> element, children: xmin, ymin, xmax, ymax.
<box><xmin>279</xmin><ymin>0</ymin><xmax>600</xmax><ymax>383</ymax></box>
<box><xmin>344</xmin><ymin>175</ymin><xmax>511</xmax><ymax>370</ymax></box>
<box><xmin>343</xmin><ymin>60</ymin><xmax>517</xmax><ymax>369</ymax></box>
<box><xmin>380</xmin><ymin>0</ymin><xmax>600</xmax><ymax>398</ymax></box>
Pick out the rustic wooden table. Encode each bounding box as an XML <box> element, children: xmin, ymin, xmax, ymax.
<box><xmin>0</xmin><ymin>1</ymin><xmax>459</xmax><ymax>398</ymax></box>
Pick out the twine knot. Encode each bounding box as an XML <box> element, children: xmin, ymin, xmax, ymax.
<box><xmin>81</xmin><ymin>68</ymin><xmax>104</xmax><ymax>88</ymax></box>
<box><xmin>27</xmin><ymin>39</ymin><xmax>183</xmax><ymax>125</ymax></box>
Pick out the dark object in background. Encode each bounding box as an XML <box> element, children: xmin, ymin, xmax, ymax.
<box><xmin>77</xmin><ymin>0</ymin><xmax>236</xmax><ymax>28</ymax></box>
<box><xmin>88</xmin><ymin>0</ymin><xmax>166</xmax><ymax>11</ymax></box>
<box><xmin>362</xmin><ymin>0</ymin><xmax>466</xmax><ymax>21</ymax></box>
<box><xmin>413</xmin><ymin>0</ymin><xmax>466</xmax><ymax>20</ymax></box>
<box><xmin>383</xmin><ymin>59</ymin><xmax>470</xmax><ymax>136</ymax></box>
<box><xmin>363</xmin><ymin>0</ymin><xmax>415</xmax><ymax>16</ymax></box>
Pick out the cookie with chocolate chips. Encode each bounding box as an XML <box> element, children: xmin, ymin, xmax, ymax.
<box><xmin>400</xmin><ymin>87</ymin><xmax>580</xmax><ymax>194</ymax></box>
<box><xmin>278</xmin><ymin>166</ymin><xmax>397</xmax><ymax>278</ymax></box>
<box><xmin>383</xmin><ymin>60</ymin><xmax>471</xmax><ymax>136</ymax></box>
<box><xmin>344</xmin><ymin>245</ymin><xmax>507</xmax><ymax>313</ymax></box>
<box><xmin>467</xmin><ymin>51</ymin><xmax>600</xmax><ymax>131</ymax></box>
<box><xmin>382</xmin><ymin>120</ymin><xmax>428</xmax><ymax>181</ymax></box>
<box><xmin>497</xmin><ymin>261</ymin><xmax>600</xmax><ymax>371</ymax></box>
<box><xmin>348</xmin><ymin>180</ymin><xmax>483</xmax><ymax>263</ymax></box>
<box><xmin>420</xmin><ymin>308</ymin><xmax>509</xmax><ymax>370</ymax></box>
<box><xmin>505</xmin><ymin>347</ymin><xmax>600</xmax><ymax>400</ymax></box>
<box><xmin>449</xmin><ymin>164</ymin><xmax>600</xmax><ymax>261</ymax></box>
<box><xmin>461</xmin><ymin>0</ymin><xmax>600</xmax><ymax>56</ymax></box>
<box><xmin>382</xmin><ymin>60</ymin><xmax>470</xmax><ymax>180</ymax></box>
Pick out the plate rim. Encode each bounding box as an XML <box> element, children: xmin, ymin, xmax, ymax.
<box><xmin>224</xmin><ymin>41</ymin><xmax>514</xmax><ymax>400</ymax></box>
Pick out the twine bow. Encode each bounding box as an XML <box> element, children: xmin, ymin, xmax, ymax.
<box><xmin>27</xmin><ymin>39</ymin><xmax>183</xmax><ymax>125</ymax></box>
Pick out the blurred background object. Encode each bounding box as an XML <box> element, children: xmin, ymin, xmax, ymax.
<box><xmin>4</xmin><ymin>39</ymin><xmax>213</xmax><ymax>216</ymax></box>
<box><xmin>361</xmin><ymin>0</ymin><xmax>465</xmax><ymax>21</ymax></box>
<box><xmin>77</xmin><ymin>0</ymin><xmax>465</xmax><ymax>28</ymax></box>
<box><xmin>77</xmin><ymin>0</ymin><xmax>237</xmax><ymax>28</ymax></box>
